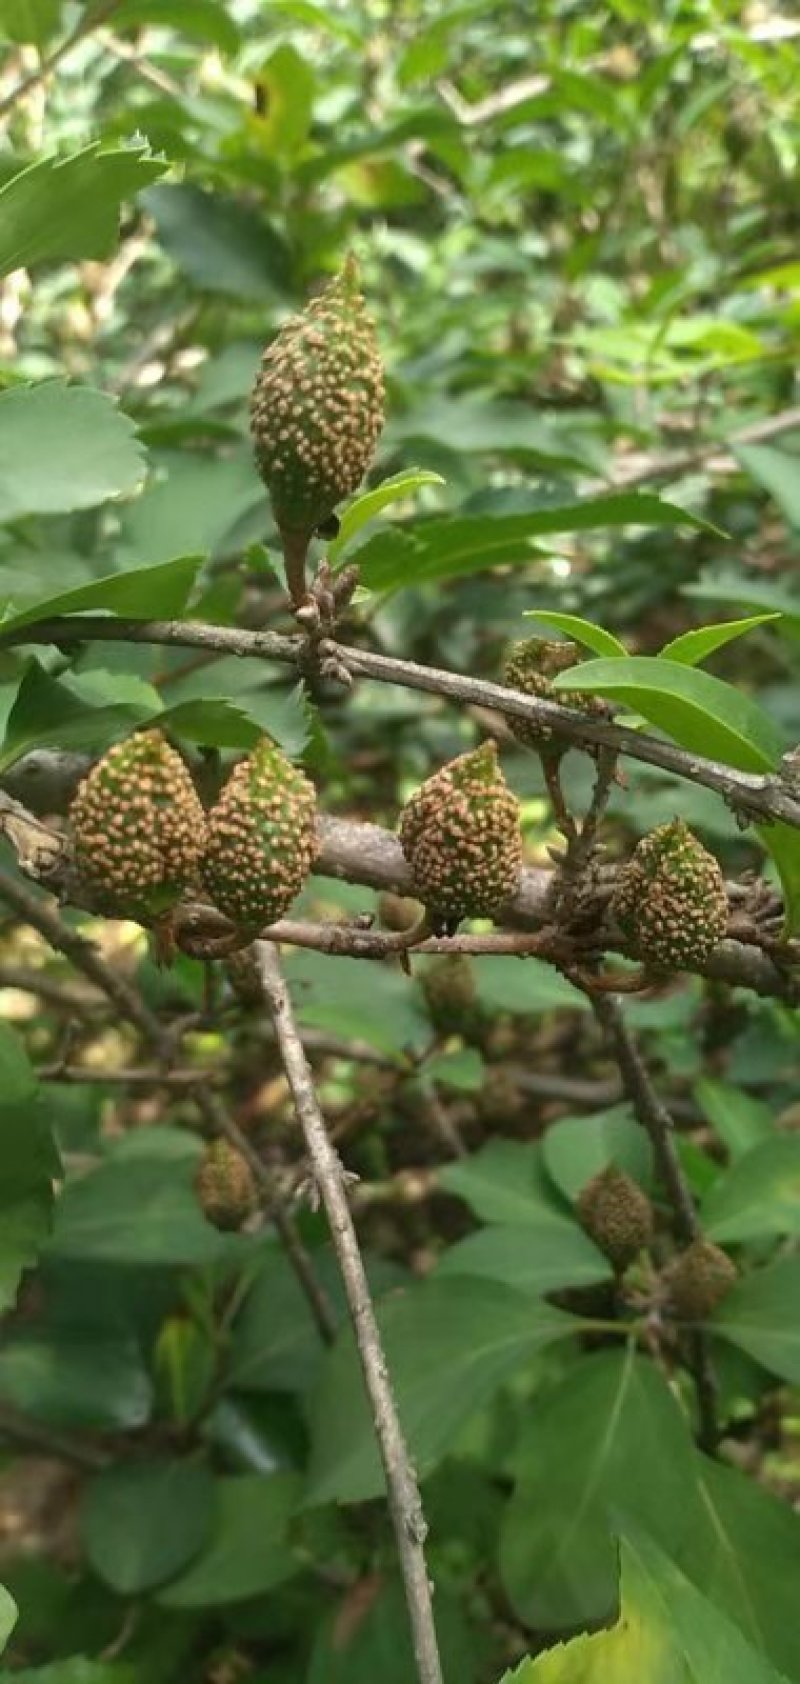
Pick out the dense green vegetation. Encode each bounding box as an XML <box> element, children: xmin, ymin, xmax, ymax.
<box><xmin>0</xmin><ymin>2</ymin><xmax>799</xmax><ymax>1680</ymax></box>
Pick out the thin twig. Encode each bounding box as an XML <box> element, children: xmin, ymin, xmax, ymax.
<box><xmin>0</xmin><ymin>868</ymin><xmax>173</xmax><ymax>1057</ymax></box>
<box><xmin>255</xmin><ymin>942</ymin><xmax>444</xmax><ymax>1684</ymax></box>
<box><xmin>0</xmin><ymin>1401</ymin><xmax>110</xmax><ymax>1469</ymax></box>
<box><xmin>3</xmin><ymin>615</ymin><xmax>799</xmax><ymax>830</ymax></box>
<box><xmin>195</xmin><ymin>1085</ymin><xmax>337</xmax><ymax>1347</ymax></box>
<box><xmin>590</xmin><ymin>992</ymin><xmax>720</xmax><ymax>1452</ymax></box>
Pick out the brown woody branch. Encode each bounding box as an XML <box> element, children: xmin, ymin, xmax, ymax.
<box><xmin>255</xmin><ymin>942</ymin><xmax>444</xmax><ymax>1684</ymax></box>
<box><xmin>2</xmin><ymin>616</ymin><xmax>800</xmax><ymax>829</ymax></box>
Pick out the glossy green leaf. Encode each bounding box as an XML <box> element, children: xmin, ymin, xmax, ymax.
<box><xmin>500</xmin><ymin>1348</ymin><xmax>694</xmax><ymax>1631</ymax></box>
<box><xmin>0</xmin><ymin>385</ymin><xmax>146</xmax><ymax>522</ymax></box>
<box><xmin>541</xmin><ymin>1105</ymin><xmax>654</xmax><ymax>1203</ymax></box>
<box><xmin>0</xmin><ymin>660</ymin><xmax>159</xmax><ymax>773</ymax></box>
<box><xmin>158</xmin><ymin>1473</ymin><xmax>300</xmax><ymax>1607</ymax></box>
<box><xmin>435</xmin><ymin>1216</ymin><xmax>611</xmax><ymax>1293</ymax></box>
<box><xmin>552</xmin><ymin>656</ymin><xmax>782</xmax><ymax>770</ymax></box>
<box><xmin>713</xmin><ymin>1258</ymin><xmax>800</xmax><ymax>1382</ymax></box>
<box><xmin>683</xmin><ymin>576</ymin><xmax>800</xmax><ymax>636</ymax></box>
<box><xmin>500</xmin><ymin>1532</ymin><xmax>789</xmax><ymax>1683</ymax></box>
<box><xmin>82</xmin><ymin>1459</ymin><xmax>216</xmax><ymax>1594</ymax></box>
<box><xmin>0</xmin><ymin>142</ymin><xmax>168</xmax><ymax>276</ymax></box>
<box><xmin>659</xmin><ymin>613</ymin><xmax>782</xmax><ymax>666</ymax></box>
<box><xmin>700</xmin><ymin>1137</ymin><xmax>800</xmax><ymax>1242</ymax></box>
<box><xmin>306</xmin><ymin>1276</ymin><xmax>576</xmax><ymax>1504</ymax></box>
<box><xmin>329</xmin><ymin>469</ymin><xmax>446</xmax><ymax>561</ymax></box>
<box><xmin>357</xmin><ymin>496</ymin><xmax>717</xmax><ymax>592</ymax></box>
<box><xmin>522</xmin><ymin>609</ymin><xmax>628</xmax><ymax>657</ymax></box>
<box><xmin>0</xmin><ymin>555</ymin><xmax>201</xmax><ymax>634</ymax></box>
<box><xmin>501</xmin><ymin>1345</ymin><xmax>800</xmax><ymax>1676</ymax></box>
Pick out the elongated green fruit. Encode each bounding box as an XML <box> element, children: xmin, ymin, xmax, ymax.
<box><xmin>69</xmin><ymin>729</ymin><xmax>205</xmax><ymax>923</ymax></box>
<box><xmin>399</xmin><ymin>740</ymin><xmax>522</xmax><ymax>928</ymax></box>
<box><xmin>201</xmin><ymin>737</ymin><xmax>318</xmax><ymax>932</ymax></box>
<box><xmin>250</xmin><ymin>255</ymin><xmax>385</xmax><ymax>539</ymax></box>
<box><xmin>612</xmin><ymin>819</ymin><xmax>728</xmax><ymax>971</ymax></box>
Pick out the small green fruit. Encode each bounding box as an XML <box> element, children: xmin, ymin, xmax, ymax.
<box><xmin>399</xmin><ymin>740</ymin><xmax>522</xmax><ymax>929</ymax></box>
<box><xmin>612</xmin><ymin>819</ymin><xmax>728</xmax><ymax>971</ymax></box>
<box><xmin>69</xmin><ymin>729</ymin><xmax>205</xmax><ymax>923</ymax></box>
<box><xmin>663</xmin><ymin>1238</ymin><xmax>738</xmax><ymax>1320</ymax></box>
<box><xmin>576</xmin><ymin>1165</ymin><xmax>654</xmax><ymax>1270</ymax></box>
<box><xmin>195</xmin><ymin>1139</ymin><xmax>256</xmax><ymax>1230</ymax></box>
<box><xmin>201</xmin><ymin>737</ymin><xmax>317</xmax><ymax>933</ymax></box>
<box><xmin>250</xmin><ymin>255</ymin><xmax>385</xmax><ymax>539</ymax></box>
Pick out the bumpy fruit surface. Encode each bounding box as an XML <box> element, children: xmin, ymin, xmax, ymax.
<box><xmin>503</xmin><ymin>639</ymin><xmax>608</xmax><ymax>749</ymax></box>
<box><xmin>399</xmin><ymin>741</ymin><xmax>522</xmax><ymax>928</ymax></box>
<box><xmin>576</xmin><ymin>1165</ymin><xmax>654</xmax><ymax>1270</ymax></box>
<box><xmin>201</xmin><ymin>737</ymin><xmax>317</xmax><ymax>932</ymax></box>
<box><xmin>663</xmin><ymin>1238</ymin><xmax>738</xmax><ymax>1320</ymax></box>
<box><xmin>611</xmin><ymin>819</ymin><xmax>728</xmax><ymax>971</ymax></box>
<box><xmin>195</xmin><ymin>1139</ymin><xmax>256</xmax><ymax>1231</ymax></box>
<box><xmin>421</xmin><ymin>954</ymin><xmax>480</xmax><ymax>1039</ymax></box>
<box><xmin>69</xmin><ymin>729</ymin><xmax>205</xmax><ymax>922</ymax></box>
<box><xmin>250</xmin><ymin>255</ymin><xmax>385</xmax><ymax>536</ymax></box>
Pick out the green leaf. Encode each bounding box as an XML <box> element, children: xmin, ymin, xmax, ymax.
<box><xmin>157</xmin><ymin>682</ymin><xmax>311</xmax><ymax>758</ymax></box>
<box><xmin>683</xmin><ymin>576</ymin><xmax>800</xmax><ymax>637</ymax></box>
<box><xmin>541</xmin><ymin>1105</ymin><xmax>654</xmax><ymax>1203</ymax></box>
<box><xmin>47</xmin><ymin>1140</ymin><xmax>240</xmax><ymax>1267</ymax></box>
<box><xmin>438</xmin><ymin>1141</ymin><xmax>565</xmax><ymax>1225</ymax></box>
<box><xmin>329</xmin><ymin>469</ymin><xmax>446</xmax><ymax>561</ymax></box>
<box><xmin>357</xmin><ymin>496</ymin><xmax>718</xmax><ymax>592</ymax></box>
<box><xmin>500</xmin><ymin>1348</ymin><xmax>695</xmax><ymax>1631</ymax></box>
<box><xmin>308</xmin><ymin>1574</ymin><xmax>481</xmax><ymax>1684</ymax></box>
<box><xmin>0</xmin><ymin>1065</ymin><xmax>57</xmax><ymax>1315</ymax></box>
<box><xmin>144</xmin><ymin>184</ymin><xmax>290</xmax><ymax>299</ymax></box>
<box><xmin>0</xmin><ymin>0</ymin><xmax>61</xmax><ymax>45</ymax></box>
<box><xmin>694</xmin><ymin>1079</ymin><xmax>774</xmax><ymax>1160</ymax></box>
<box><xmin>659</xmin><ymin>614</ymin><xmax>782</xmax><ymax>666</ymax></box>
<box><xmin>82</xmin><ymin>1459</ymin><xmax>216</xmax><ymax>1594</ymax></box>
<box><xmin>0</xmin><ymin>1581</ymin><xmax>16</xmax><ymax>1656</ymax></box>
<box><xmin>499</xmin><ymin>1532</ymin><xmax>790</xmax><ymax>1682</ymax></box>
<box><xmin>435</xmin><ymin>1217</ymin><xmax>611</xmax><ymax>1293</ymax></box>
<box><xmin>0</xmin><ymin>385</ymin><xmax>146</xmax><ymax>523</ymax></box>
<box><xmin>0</xmin><ymin>142</ymin><xmax>168</xmax><ymax>277</ymax></box>
<box><xmin>713</xmin><ymin>1258</ymin><xmax>800</xmax><ymax>1382</ymax></box>
<box><xmin>522</xmin><ymin>610</ymin><xmax>628</xmax><ymax>657</ymax></box>
<box><xmin>0</xmin><ymin>1333</ymin><xmax>152</xmax><ymax>1429</ymax></box>
<box><xmin>735</xmin><ymin>442</ymin><xmax>800</xmax><ymax>529</ymax></box>
<box><xmin>0</xmin><ymin>555</ymin><xmax>201</xmax><ymax>634</ymax></box>
<box><xmin>0</xmin><ymin>660</ymin><xmax>158</xmax><ymax>774</ymax></box>
<box><xmin>501</xmin><ymin>1345</ymin><xmax>800</xmax><ymax>1676</ymax></box>
<box><xmin>112</xmin><ymin>0</ymin><xmax>240</xmax><ymax>52</ymax></box>
<box><xmin>305</xmin><ymin>1276</ymin><xmax>576</xmax><ymax>1505</ymax></box>
<box><xmin>700</xmin><ymin>1137</ymin><xmax>800</xmax><ymax>1242</ymax></box>
<box><xmin>158</xmin><ymin>1473</ymin><xmax>300</xmax><ymax>1607</ymax></box>
<box><xmin>254</xmin><ymin>42</ymin><xmax>316</xmax><ymax>157</ymax></box>
<box><xmin>5</xmin><ymin>1663</ymin><xmax>135</xmax><ymax>1683</ymax></box>
<box><xmin>552</xmin><ymin>656</ymin><xmax>783</xmax><ymax>771</ymax></box>
<box><xmin>286</xmin><ymin>949</ymin><xmax>430</xmax><ymax>1058</ymax></box>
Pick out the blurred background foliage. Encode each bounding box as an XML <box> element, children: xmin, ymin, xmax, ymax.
<box><xmin>0</xmin><ymin>0</ymin><xmax>800</xmax><ymax>1680</ymax></box>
